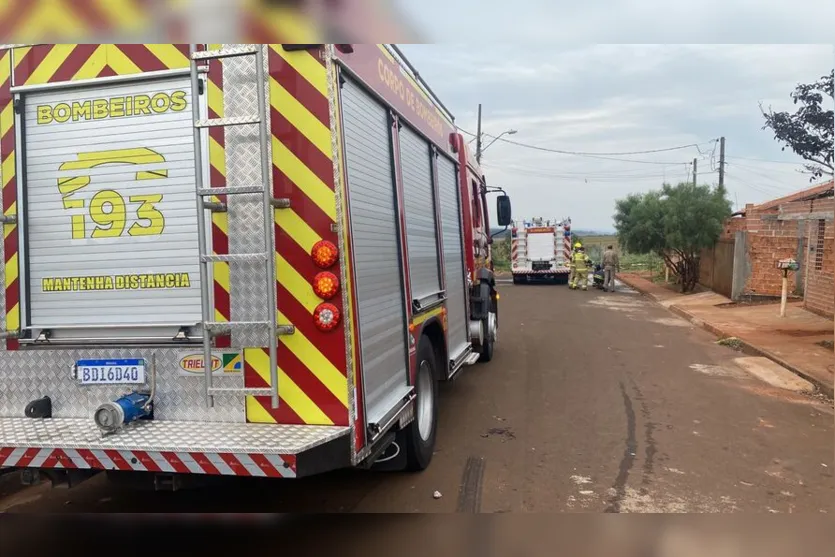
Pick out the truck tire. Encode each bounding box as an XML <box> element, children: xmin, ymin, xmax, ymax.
<box><xmin>478</xmin><ymin>297</ymin><xmax>496</xmax><ymax>363</ymax></box>
<box><xmin>405</xmin><ymin>338</ymin><xmax>439</xmax><ymax>471</ymax></box>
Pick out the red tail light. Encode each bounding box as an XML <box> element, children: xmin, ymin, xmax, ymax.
<box><xmin>314</xmin><ymin>303</ymin><xmax>340</xmax><ymax>332</ymax></box>
<box><xmin>312</xmin><ymin>271</ymin><xmax>339</xmax><ymax>300</ymax></box>
<box><xmin>311</xmin><ymin>240</ymin><xmax>339</xmax><ymax>268</ymax></box>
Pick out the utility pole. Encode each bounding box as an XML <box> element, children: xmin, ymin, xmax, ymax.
<box><xmin>718</xmin><ymin>136</ymin><xmax>725</xmax><ymax>188</ymax></box>
<box><xmin>475</xmin><ymin>103</ymin><xmax>483</xmax><ymax>163</ymax></box>
<box><xmin>693</xmin><ymin>157</ymin><xmax>697</xmax><ymax>186</ymax></box>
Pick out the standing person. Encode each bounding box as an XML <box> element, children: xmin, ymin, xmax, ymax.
<box><xmin>571</xmin><ymin>245</ymin><xmax>591</xmax><ymax>291</ymax></box>
<box><xmin>602</xmin><ymin>244</ymin><xmax>620</xmax><ymax>292</ymax></box>
<box><xmin>567</xmin><ymin>242</ymin><xmax>580</xmax><ymax>288</ymax></box>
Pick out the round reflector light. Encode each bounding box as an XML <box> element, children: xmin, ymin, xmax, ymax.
<box><xmin>311</xmin><ymin>240</ymin><xmax>339</xmax><ymax>268</ymax></box>
<box><xmin>314</xmin><ymin>303</ymin><xmax>341</xmax><ymax>332</ymax></box>
<box><xmin>313</xmin><ymin>271</ymin><xmax>340</xmax><ymax>299</ymax></box>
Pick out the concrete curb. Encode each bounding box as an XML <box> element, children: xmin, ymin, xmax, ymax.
<box><xmin>617</xmin><ymin>274</ymin><xmax>834</xmax><ymax>399</ymax></box>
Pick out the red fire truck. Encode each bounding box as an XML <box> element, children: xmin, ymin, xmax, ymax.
<box><xmin>0</xmin><ymin>43</ymin><xmax>511</xmax><ymax>487</ymax></box>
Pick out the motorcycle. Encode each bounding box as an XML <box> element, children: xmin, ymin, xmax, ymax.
<box><xmin>592</xmin><ymin>263</ymin><xmax>605</xmax><ymax>290</ymax></box>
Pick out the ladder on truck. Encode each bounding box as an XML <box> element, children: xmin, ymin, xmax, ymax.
<box><xmin>188</xmin><ymin>44</ymin><xmax>291</xmax><ymax>409</ymax></box>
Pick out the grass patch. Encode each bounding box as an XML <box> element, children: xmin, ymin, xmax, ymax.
<box><xmin>717</xmin><ymin>337</ymin><xmax>744</xmax><ymax>350</ymax></box>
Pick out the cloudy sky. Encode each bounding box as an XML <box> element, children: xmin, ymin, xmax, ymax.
<box><xmin>393</xmin><ymin>3</ymin><xmax>834</xmax><ymax>231</ymax></box>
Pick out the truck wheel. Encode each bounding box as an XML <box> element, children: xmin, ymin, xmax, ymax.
<box><xmin>478</xmin><ymin>298</ymin><xmax>496</xmax><ymax>363</ymax></box>
<box><xmin>405</xmin><ymin>339</ymin><xmax>439</xmax><ymax>471</ymax></box>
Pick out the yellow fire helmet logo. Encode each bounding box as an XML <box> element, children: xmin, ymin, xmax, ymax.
<box><xmin>179</xmin><ymin>355</ymin><xmax>222</xmax><ymax>374</ymax></box>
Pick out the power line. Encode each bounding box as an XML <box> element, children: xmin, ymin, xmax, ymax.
<box><xmin>725</xmin><ymin>155</ymin><xmax>806</xmax><ymax>165</ymax></box>
<box><xmin>459</xmin><ymin>127</ymin><xmax>717</xmax><ymax>164</ymax></box>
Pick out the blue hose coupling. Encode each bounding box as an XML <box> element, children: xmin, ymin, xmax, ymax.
<box><xmin>94</xmin><ymin>392</ymin><xmax>151</xmax><ymax>433</ymax></box>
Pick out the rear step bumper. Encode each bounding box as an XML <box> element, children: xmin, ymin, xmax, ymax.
<box><xmin>512</xmin><ymin>269</ymin><xmax>570</xmax><ymax>275</ymax></box>
<box><xmin>0</xmin><ymin>418</ymin><xmax>350</xmax><ymax>479</ymax></box>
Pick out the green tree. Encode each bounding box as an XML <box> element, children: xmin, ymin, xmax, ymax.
<box><xmin>491</xmin><ymin>237</ymin><xmax>511</xmax><ymax>270</ymax></box>
<box><xmin>614</xmin><ymin>182</ymin><xmax>732</xmax><ymax>292</ymax></box>
<box><xmin>760</xmin><ymin>70</ymin><xmax>833</xmax><ymax>182</ymax></box>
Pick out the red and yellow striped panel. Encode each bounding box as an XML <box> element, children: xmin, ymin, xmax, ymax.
<box><xmin>0</xmin><ymin>49</ymin><xmax>19</xmax><ymax>350</ymax></box>
<box><xmin>244</xmin><ymin>45</ymin><xmax>350</xmax><ymax>427</ymax></box>
<box><xmin>12</xmin><ymin>44</ymin><xmax>191</xmax><ymax>86</ymax></box>
<box><xmin>205</xmin><ymin>44</ymin><xmax>231</xmax><ymax>348</ymax></box>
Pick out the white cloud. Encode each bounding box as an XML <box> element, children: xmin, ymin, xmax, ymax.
<box><xmin>395</xmin><ymin>41</ymin><xmax>833</xmax><ymax>229</ymax></box>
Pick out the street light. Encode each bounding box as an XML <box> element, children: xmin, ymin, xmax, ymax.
<box><xmin>476</xmin><ymin>129</ymin><xmax>517</xmax><ymax>163</ymax></box>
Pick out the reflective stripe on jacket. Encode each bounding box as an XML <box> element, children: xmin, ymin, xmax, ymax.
<box><xmin>572</xmin><ymin>251</ymin><xmax>590</xmax><ymax>269</ymax></box>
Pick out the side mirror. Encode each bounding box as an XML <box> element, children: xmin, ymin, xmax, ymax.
<box><xmin>496</xmin><ymin>195</ymin><xmax>512</xmax><ymax>227</ymax></box>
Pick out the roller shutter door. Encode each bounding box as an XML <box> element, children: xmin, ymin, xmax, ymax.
<box><xmin>398</xmin><ymin>124</ymin><xmax>442</xmax><ymax>303</ymax></box>
<box><xmin>340</xmin><ymin>78</ymin><xmax>410</xmax><ymax>425</ymax></box>
<box><xmin>23</xmin><ymin>76</ymin><xmax>204</xmax><ymax>329</ymax></box>
<box><xmin>437</xmin><ymin>155</ymin><xmax>469</xmax><ymax>360</ymax></box>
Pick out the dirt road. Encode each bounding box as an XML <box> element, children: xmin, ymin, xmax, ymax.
<box><xmin>1</xmin><ymin>280</ymin><xmax>832</xmax><ymax>514</ymax></box>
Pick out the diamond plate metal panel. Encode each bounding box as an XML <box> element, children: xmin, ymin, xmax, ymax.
<box><xmin>223</xmin><ymin>45</ymin><xmax>273</xmax><ymax>349</ymax></box>
<box><xmin>0</xmin><ymin>348</ymin><xmax>245</xmax><ymax>422</ymax></box>
<box><xmin>0</xmin><ymin>417</ymin><xmax>348</xmax><ymax>454</ymax></box>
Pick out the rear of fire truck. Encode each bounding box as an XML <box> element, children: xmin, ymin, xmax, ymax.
<box><xmin>0</xmin><ymin>44</ymin><xmax>508</xmax><ymax>488</ymax></box>
<box><xmin>510</xmin><ymin>218</ymin><xmax>572</xmax><ymax>284</ymax></box>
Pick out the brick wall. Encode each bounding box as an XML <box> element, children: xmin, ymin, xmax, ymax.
<box><xmin>719</xmin><ymin>190</ymin><xmax>833</xmax><ymax>314</ymax></box>
<box><xmin>801</xmin><ymin>202</ymin><xmax>834</xmax><ymax>317</ymax></box>
<box><xmin>721</xmin><ymin>215</ymin><xmax>746</xmax><ymax>241</ymax></box>
<box><xmin>742</xmin><ymin>206</ymin><xmax>801</xmax><ymax>296</ymax></box>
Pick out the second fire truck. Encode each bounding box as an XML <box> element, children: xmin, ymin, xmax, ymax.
<box><xmin>510</xmin><ymin>217</ymin><xmax>572</xmax><ymax>284</ymax></box>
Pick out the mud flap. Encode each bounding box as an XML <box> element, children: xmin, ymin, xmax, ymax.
<box><xmin>368</xmin><ymin>429</ymin><xmax>408</xmax><ymax>472</ymax></box>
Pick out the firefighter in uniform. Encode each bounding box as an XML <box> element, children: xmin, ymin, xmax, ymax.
<box><xmin>567</xmin><ymin>242</ymin><xmax>581</xmax><ymax>287</ymax></box>
<box><xmin>570</xmin><ymin>245</ymin><xmax>592</xmax><ymax>290</ymax></box>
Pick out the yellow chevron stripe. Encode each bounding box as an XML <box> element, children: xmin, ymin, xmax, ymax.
<box><xmin>208</xmin><ymin>79</ymin><xmax>224</xmax><ymax>116</ymax></box>
<box><xmin>279</xmin><ymin>369</ymin><xmax>332</xmax><ymax>425</ymax></box>
<box><xmin>274</xmin><ymin>208</ymin><xmax>321</xmax><ymax>253</ymax></box>
<box><xmin>209</xmin><ymin>137</ymin><xmax>226</xmax><ymax>178</ymax></box>
<box><xmin>3</xmin><ymin>200</ymin><xmax>16</xmax><ymax>223</ymax></box>
<box><xmin>246</xmin><ymin>347</ymin><xmax>333</xmax><ymax>425</ymax></box>
<box><xmin>212</xmin><ymin>210</ymin><xmax>228</xmax><ymax>235</ymax></box>
<box><xmin>214</xmin><ymin>308</ymin><xmax>228</xmax><ymax>323</ymax></box>
<box><xmin>72</xmin><ymin>45</ymin><xmax>107</xmax><ymax>81</ymax></box>
<box><xmin>143</xmin><ymin>43</ymin><xmax>189</xmax><ymax>69</ymax></box>
<box><xmin>3</xmin><ymin>222</ymin><xmax>15</xmax><ymax>241</ymax></box>
<box><xmin>4</xmin><ymin>252</ymin><xmax>18</xmax><ymax>288</ymax></box>
<box><xmin>94</xmin><ymin>0</ymin><xmax>148</xmax><ymax>30</ymax></box>
<box><xmin>106</xmin><ymin>45</ymin><xmax>141</xmax><ymax>76</ymax></box>
<box><xmin>0</xmin><ymin>51</ymin><xmax>10</xmax><ymax>87</ymax></box>
<box><xmin>277</xmin><ymin>310</ymin><xmax>348</xmax><ymax>406</ymax></box>
<box><xmin>269</xmin><ymin>45</ymin><xmax>327</xmax><ymax>96</ymax></box>
<box><xmin>5</xmin><ymin>303</ymin><xmax>19</xmax><ymax>332</ymax></box>
<box><xmin>269</xmin><ymin>77</ymin><xmax>331</xmax><ymax>158</ymax></box>
<box><xmin>213</xmin><ymin>257</ymin><xmax>231</xmax><ymax>292</ymax></box>
<box><xmin>272</xmin><ymin>138</ymin><xmax>336</xmax><ymax>221</ymax></box>
<box><xmin>276</xmin><ymin>254</ymin><xmax>318</xmax><ymax>315</ymax></box>
<box><xmin>0</xmin><ymin>103</ymin><xmax>12</xmax><ymax>142</ymax></box>
<box><xmin>2</xmin><ymin>152</ymin><xmax>15</xmax><ymax>188</ymax></box>
<box><xmin>246</xmin><ymin>397</ymin><xmax>277</xmax><ymax>424</ymax></box>
<box><xmin>24</xmin><ymin>44</ymin><xmax>76</xmax><ymax>85</ymax></box>
<box><xmin>12</xmin><ymin>47</ymin><xmax>31</xmax><ymax>69</ymax></box>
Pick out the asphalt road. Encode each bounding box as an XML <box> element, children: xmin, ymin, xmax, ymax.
<box><xmin>1</xmin><ymin>279</ymin><xmax>833</xmax><ymax>516</ymax></box>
